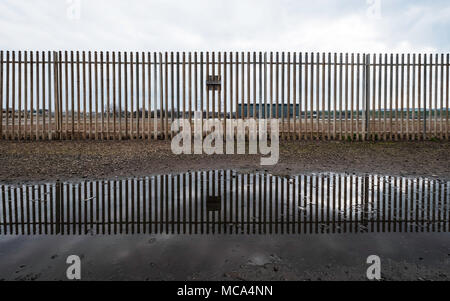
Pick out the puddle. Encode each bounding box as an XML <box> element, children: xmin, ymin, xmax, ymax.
<box><xmin>0</xmin><ymin>171</ymin><xmax>449</xmax><ymax>280</ymax></box>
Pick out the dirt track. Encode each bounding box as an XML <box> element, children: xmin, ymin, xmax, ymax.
<box><xmin>0</xmin><ymin>140</ymin><xmax>448</xmax><ymax>183</ymax></box>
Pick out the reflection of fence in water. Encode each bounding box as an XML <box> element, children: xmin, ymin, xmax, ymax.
<box><xmin>0</xmin><ymin>171</ymin><xmax>449</xmax><ymax>235</ymax></box>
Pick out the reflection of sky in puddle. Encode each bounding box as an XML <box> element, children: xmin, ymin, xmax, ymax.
<box><xmin>0</xmin><ymin>171</ymin><xmax>449</xmax><ymax>280</ymax></box>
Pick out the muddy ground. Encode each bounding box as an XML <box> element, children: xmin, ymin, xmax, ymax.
<box><xmin>0</xmin><ymin>140</ymin><xmax>448</xmax><ymax>183</ymax></box>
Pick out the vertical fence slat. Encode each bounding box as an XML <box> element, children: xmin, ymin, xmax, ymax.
<box><xmin>141</xmin><ymin>52</ymin><xmax>145</xmax><ymax>139</ymax></box>
<box><xmin>356</xmin><ymin>54</ymin><xmax>360</xmax><ymax>141</ymax></box>
<box><xmin>311</xmin><ymin>52</ymin><xmax>315</xmax><ymax>140</ymax></box>
<box><xmin>401</xmin><ymin>54</ymin><xmax>405</xmax><ymax>140</ymax></box>
<box><xmin>170</xmin><ymin>52</ymin><xmax>174</xmax><ymax>139</ymax></box>
<box><xmin>93</xmin><ymin>51</ymin><xmax>97</xmax><ymax>140</ymax></box>
<box><xmin>70</xmin><ymin>51</ymin><xmax>75</xmax><ymax>140</ymax></box>
<box><xmin>188</xmin><ymin>52</ymin><xmax>192</xmax><ymax>127</ymax></box>
<box><xmin>339</xmin><ymin>53</ymin><xmax>343</xmax><ymax>140</ymax></box>
<box><xmin>47</xmin><ymin>51</ymin><xmax>54</xmax><ymax>140</ymax></box>
<box><xmin>316</xmin><ymin>53</ymin><xmax>320</xmax><ymax>140</ymax></box>
<box><xmin>418</xmin><ymin>54</ymin><xmax>422</xmax><ymax>141</ymax></box>
<box><xmin>52</xmin><ymin>52</ymin><xmax>57</xmax><ymax>140</ymax></box>
<box><xmin>159</xmin><ymin>52</ymin><xmax>164</xmax><ymax>139</ymax></box>
<box><xmin>282</xmin><ymin>52</ymin><xmax>286</xmax><ymax>139</ymax></box>
<box><xmin>64</xmin><ymin>51</ymin><xmax>69</xmax><ymax>139</ymax></box>
<box><xmin>0</xmin><ymin>51</ymin><xmax>3</xmax><ymax>139</ymax></box>
<box><xmin>383</xmin><ymin>54</ymin><xmax>387</xmax><ymax>140</ymax></box>
<box><xmin>42</xmin><ymin>51</ymin><xmax>47</xmax><ymax>140</ymax></box>
<box><xmin>53</xmin><ymin>52</ymin><xmax>60</xmax><ymax>140</ymax></box>
<box><xmin>124</xmin><ymin>52</ymin><xmax>128</xmax><ymax>139</ymax></box>
<box><xmin>131</xmin><ymin>52</ymin><xmax>135</xmax><ymax>139</ymax></box>
<box><xmin>94</xmin><ymin>52</ymin><xmax>99</xmax><ymax>140</ymax></box>
<box><xmin>434</xmin><ymin>54</ymin><xmax>438</xmax><ymax>139</ymax></box>
<box><xmin>148</xmin><ymin>52</ymin><xmax>151</xmax><ymax>140</ymax></box>
<box><xmin>259</xmin><ymin>52</ymin><xmax>263</xmax><ymax>123</ymax></box>
<box><xmin>371</xmin><ymin>53</ymin><xmax>376</xmax><ymax>141</ymax></box>
<box><xmin>5</xmin><ymin>51</ymin><xmax>10</xmax><ymax>139</ymax></box>
<box><xmin>183</xmin><ymin>52</ymin><xmax>187</xmax><ymax>126</ymax></box>
<box><xmin>235</xmin><ymin>52</ymin><xmax>239</xmax><ymax>122</ymax></box>
<box><xmin>75</xmin><ymin>52</ymin><xmax>79</xmax><ymax>139</ymax></box>
<box><xmin>218</xmin><ymin>52</ymin><xmax>222</xmax><ymax>128</ymax></box>
<box><xmin>328</xmin><ymin>53</ymin><xmax>332</xmax><ymax>140</ymax></box>
<box><xmin>24</xmin><ymin>51</ymin><xmax>28</xmax><ymax>140</ymax></box>
<box><xmin>270</xmin><ymin>52</ymin><xmax>274</xmax><ymax>129</ymax></box>
<box><xmin>322</xmin><ymin>53</ymin><xmax>326</xmax><ymax>140</ymax></box>
<box><xmin>223</xmin><ymin>52</ymin><xmax>227</xmax><ymax>139</ymax></box>
<box><xmin>423</xmin><ymin>54</ymin><xmax>427</xmax><ymax>140</ymax></box>
<box><xmin>377</xmin><ymin>54</ymin><xmax>382</xmax><ymax>140</ymax></box>
<box><xmin>58</xmin><ymin>51</ymin><xmax>63</xmax><ymax>140</ymax></box>
<box><xmin>345</xmin><ymin>53</ymin><xmax>349</xmax><ymax>140</ymax></box>
<box><xmin>440</xmin><ymin>53</ymin><xmax>444</xmax><ymax>140</ymax></box>
<box><xmin>106</xmin><ymin>51</ymin><xmax>111</xmax><ymax>140</ymax></box>
<box><xmin>18</xmin><ymin>51</ymin><xmax>22</xmax><ymax>140</ymax></box>
<box><xmin>293</xmin><ymin>52</ymin><xmax>297</xmax><ymax>139</ymax></box>
<box><xmin>446</xmin><ymin>53</ymin><xmax>449</xmax><ymax>140</ymax></box>
<box><xmin>332</xmin><ymin>53</ymin><xmax>336</xmax><ymax>140</ymax></box>
<box><xmin>241</xmin><ymin>52</ymin><xmax>245</xmax><ymax>121</ymax></box>
<box><xmin>406</xmin><ymin>54</ymin><xmax>410</xmax><ymax>140</ymax></box>
<box><xmin>12</xmin><ymin>51</ymin><xmax>16</xmax><ymax>140</ymax></box>
<box><xmin>113</xmin><ymin>52</ymin><xmax>117</xmax><ymax>139</ymax></box>
<box><xmin>165</xmin><ymin>52</ymin><xmax>169</xmax><ymax>140</ymax></box>
<box><xmin>364</xmin><ymin>54</ymin><xmax>369</xmax><ymax>141</ymax></box>
<box><xmin>430</xmin><ymin>54</ymin><xmax>434</xmax><ymax>138</ymax></box>
<box><xmin>248</xmin><ymin>52</ymin><xmax>252</xmax><ymax>120</ymax></box>
<box><xmin>412</xmin><ymin>54</ymin><xmax>416</xmax><ymax>141</ymax></box>
<box><xmin>395</xmin><ymin>54</ymin><xmax>400</xmax><ymax>141</ymax></box>
<box><xmin>350</xmin><ymin>53</ymin><xmax>354</xmax><ymax>140</ymax></box>
<box><xmin>153</xmin><ymin>52</ymin><xmax>158</xmax><ymax>139</ymax></box>
<box><xmin>304</xmin><ymin>52</ymin><xmax>308</xmax><ymax>139</ymax></box>
<box><xmin>135</xmin><ymin>52</ymin><xmax>139</xmax><ymax>139</ymax></box>
<box><xmin>82</xmin><ymin>51</ymin><xmax>87</xmax><ymax>140</ymax></box>
<box><xmin>33</xmin><ymin>51</ymin><xmax>41</xmax><ymax>140</ymax></box>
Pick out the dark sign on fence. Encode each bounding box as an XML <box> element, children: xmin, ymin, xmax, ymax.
<box><xmin>206</xmin><ymin>75</ymin><xmax>221</xmax><ymax>91</ymax></box>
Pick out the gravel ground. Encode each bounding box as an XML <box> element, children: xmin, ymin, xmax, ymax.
<box><xmin>0</xmin><ymin>140</ymin><xmax>448</xmax><ymax>183</ymax></box>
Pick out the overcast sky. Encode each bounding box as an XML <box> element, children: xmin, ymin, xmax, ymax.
<box><xmin>0</xmin><ymin>0</ymin><xmax>449</xmax><ymax>53</ymax></box>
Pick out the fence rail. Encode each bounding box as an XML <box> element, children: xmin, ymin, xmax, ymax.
<box><xmin>0</xmin><ymin>51</ymin><xmax>448</xmax><ymax>141</ymax></box>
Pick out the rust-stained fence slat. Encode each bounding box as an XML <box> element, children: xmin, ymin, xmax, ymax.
<box><xmin>124</xmin><ymin>52</ymin><xmax>128</xmax><ymax>139</ymax></box>
<box><xmin>65</xmin><ymin>51</ymin><xmax>69</xmax><ymax>139</ymax></box>
<box><xmin>0</xmin><ymin>51</ymin><xmax>3</xmax><ymax>139</ymax></box>
<box><xmin>159</xmin><ymin>52</ymin><xmax>164</xmax><ymax>139</ymax></box>
<box><xmin>88</xmin><ymin>51</ymin><xmax>93</xmax><ymax>140</ymax></box>
<box><xmin>135</xmin><ymin>52</ymin><xmax>139</xmax><ymax>139</ymax></box>
<box><xmin>71</xmin><ymin>51</ymin><xmax>75</xmax><ymax>140</ymax></box>
<box><xmin>141</xmin><ymin>52</ymin><xmax>145</xmax><ymax>139</ymax></box>
<box><xmin>447</xmin><ymin>53</ymin><xmax>449</xmax><ymax>141</ymax></box>
<box><xmin>12</xmin><ymin>51</ymin><xmax>16</xmax><ymax>140</ymax></box>
<box><xmin>94</xmin><ymin>52</ymin><xmax>99</xmax><ymax>140</ymax></box>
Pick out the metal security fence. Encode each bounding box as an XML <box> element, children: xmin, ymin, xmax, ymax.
<box><xmin>0</xmin><ymin>171</ymin><xmax>449</xmax><ymax>235</ymax></box>
<box><xmin>0</xmin><ymin>51</ymin><xmax>449</xmax><ymax>141</ymax></box>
